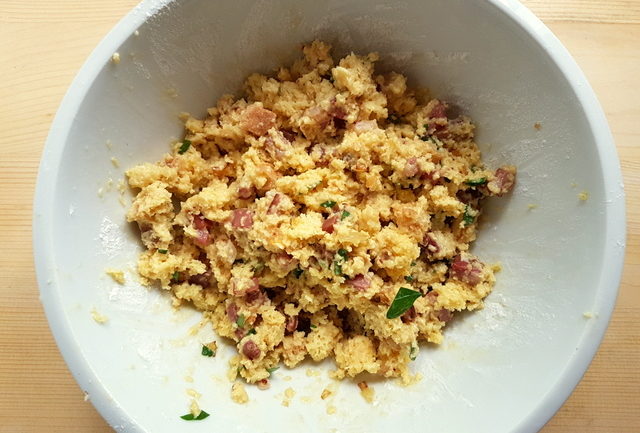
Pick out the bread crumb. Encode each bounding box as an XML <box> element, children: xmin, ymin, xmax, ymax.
<box><xmin>534</xmin><ymin>122</ymin><xmax>542</xmax><ymax>130</ymax></box>
<box><xmin>282</xmin><ymin>387</ymin><xmax>295</xmax><ymax>407</ymax></box>
<box><xmin>97</xmin><ymin>187</ymin><xmax>104</xmax><ymax>198</ymax></box>
<box><xmin>90</xmin><ymin>307</ymin><xmax>108</xmax><ymax>324</ymax></box>
<box><xmin>231</xmin><ymin>382</ymin><xmax>249</xmax><ymax>404</ymax></box>
<box><xmin>306</xmin><ymin>368</ymin><xmax>321</xmax><ymax>377</ymax></box>
<box><xmin>578</xmin><ymin>191</ymin><xmax>589</xmax><ymax>201</ymax></box>
<box><xmin>527</xmin><ymin>203</ymin><xmax>538</xmax><ymax>210</ymax></box>
<box><xmin>321</xmin><ymin>388</ymin><xmax>333</xmax><ymax>400</ymax></box>
<box><xmin>570</xmin><ymin>182</ymin><xmax>578</xmax><ymax>188</ymax></box>
<box><xmin>186</xmin><ymin>388</ymin><xmax>201</xmax><ymax>399</ymax></box>
<box><xmin>583</xmin><ymin>311</ymin><xmax>597</xmax><ymax>319</ymax></box>
<box><xmin>134</xmin><ymin>30</ymin><xmax>140</xmax><ymax>36</ymax></box>
<box><xmin>110</xmin><ymin>157</ymin><xmax>120</xmax><ymax>168</ymax></box>
<box><xmin>301</xmin><ymin>396</ymin><xmax>312</xmax><ymax>403</ymax></box>
<box><xmin>105</xmin><ymin>140</ymin><xmax>113</xmax><ymax>149</ymax></box>
<box><xmin>189</xmin><ymin>399</ymin><xmax>200</xmax><ymax>416</ymax></box>
<box><xmin>184</xmin><ymin>375</ymin><xmax>194</xmax><ymax>383</ymax></box>
<box><xmin>118</xmin><ymin>196</ymin><xmax>127</xmax><ymax>207</ymax></box>
<box><xmin>327</xmin><ymin>405</ymin><xmax>337</xmax><ymax>415</ymax></box>
<box><xmin>83</xmin><ymin>391</ymin><xmax>90</xmax><ymax>402</ymax></box>
<box><xmin>357</xmin><ymin>381</ymin><xmax>375</xmax><ymax>403</ymax></box>
<box><xmin>105</xmin><ymin>269</ymin><xmax>125</xmax><ymax>284</ymax></box>
<box><xmin>111</xmin><ymin>52</ymin><xmax>121</xmax><ymax>64</ymax></box>
<box><xmin>283</xmin><ymin>375</ymin><xmax>292</xmax><ymax>381</ymax></box>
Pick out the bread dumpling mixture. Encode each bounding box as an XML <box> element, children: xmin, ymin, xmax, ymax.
<box><xmin>126</xmin><ymin>41</ymin><xmax>516</xmax><ymax>384</ymax></box>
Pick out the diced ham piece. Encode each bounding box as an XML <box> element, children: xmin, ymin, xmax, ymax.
<box><xmin>241</xmin><ymin>104</ymin><xmax>277</xmax><ymax>136</ymax></box>
<box><xmin>450</xmin><ymin>255</ymin><xmax>484</xmax><ymax>286</ymax></box>
<box><xmin>257</xmin><ymin>378</ymin><xmax>270</xmax><ymax>390</ymax></box>
<box><xmin>276</xmin><ymin>252</ymin><xmax>298</xmax><ymax>272</ymax></box>
<box><xmin>487</xmin><ymin>166</ymin><xmax>516</xmax><ymax>196</ymax></box>
<box><xmin>425</xmin><ymin>291</ymin><xmax>439</xmax><ymax>304</ymax></box>
<box><xmin>226</xmin><ymin>303</ymin><xmax>239</xmax><ymax>323</ymax></box>
<box><xmin>305</xmin><ymin>106</ymin><xmax>331</xmax><ymax>129</ymax></box>
<box><xmin>322</xmin><ymin>214</ymin><xmax>340</xmax><ymax>234</ymax></box>
<box><xmin>349</xmin><ymin>274</ymin><xmax>371</xmax><ymax>291</ymax></box>
<box><xmin>188</xmin><ymin>270</ymin><xmax>211</xmax><ymax>288</ymax></box>
<box><xmin>436</xmin><ymin>309</ymin><xmax>453</xmax><ymax>323</ymax></box>
<box><xmin>267</xmin><ymin>193</ymin><xmax>282</xmax><ymax>215</ymax></box>
<box><xmin>422</xmin><ymin>233</ymin><xmax>440</xmax><ymax>255</ymax></box>
<box><xmin>429</xmin><ymin>102</ymin><xmax>448</xmax><ymax>119</ymax></box>
<box><xmin>231</xmin><ymin>209</ymin><xmax>253</xmax><ymax>229</ymax></box>
<box><xmin>238</xmin><ymin>186</ymin><xmax>255</xmax><ymax>199</ymax></box>
<box><xmin>285</xmin><ymin>316</ymin><xmax>298</xmax><ymax>333</ymax></box>
<box><xmin>245</xmin><ymin>285</ymin><xmax>265</xmax><ymax>304</ymax></box>
<box><xmin>193</xmin><ymin>215</ymin><xmax>212</xmax><ymax>247</ymax></box>
<box><xmin>242</xmin><ymin>340</ymin><xmax>261</xmax><ymax>360</ymax></box>
<box><xmin>403</xmin><ymin>157</ymin><xmax>419</xmax><ymax>178</ymax></box>
<box><xmin>354</xmin><ymin>120</ymin><xmax>377</xmax><ymax>133</ymax></box>
<box><xmin>401</xmin><ymin>306</ymin><xmax>417</xmax><ymax>324</ymax></box>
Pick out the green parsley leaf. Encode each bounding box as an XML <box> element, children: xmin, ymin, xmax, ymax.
<box><xmin>463</xmin><ymin>205</ymin><xmax>475</xmax><ymax>226</ymax></box>
<box><xmin>247</xmin><ymin>328</ymin><xmax>257</xmax><ymax>335</ymax></box>
<box><xmin>341</xmin><ymin>210</ymin><xmax>350</xmax><ymax>220</ymax></box>
<box><xmin>337</xmin><ymin>249</ymin><xmax>348</xmax><ymax>259</ymax></box>
<box><xmin>253</xmin><ymin>262</ymin><xmax>265</xmax><ymax>273</ymax></box>
<box><xmin>465</xmin><ymin>177</ymin><xmax>487</xmax><ymax>186</ymax></box>
<box><xmin>310</xmin><ymin>324</ymin><xmax>317</xmax><ymax>329</ymax></box>
<box><xmin>180</xmin><ymin>410</ymin><xmax>210</xmax><ymax>421</ymax></box>
<box><xmin>386</xmin><ymin>287</ymin><xmax>422</xmax><ymax>319</ymax></box>
<box><xmin>404</xmin><ymin>275</ymin><xmax>414</xmax><ymax>283</ymax></box>
<box><xmin>293</xmin><ymin>267</ymin><xmax>303</xmax><ymax>279</ymax></box>
<box><xmin>171</xmin><ymin>271</ymin><xmax>182</xmax><ymax>282</ymax></box>
<box><xmin>409</xmin><ymin>346</ymin><xmax>418</xmax><ymax>361</ymax></box>
<box><xmin>178</xmin><ymin>139</ymin><xmax>191</xmax><ymax>154</ymax></box>
<box><xmin>236</xmin><ymin>314</ymin><xmax>246</xmax><ymax>328</ymax></box>
<box><xmin>201</xmin><ymin>345</ymin><xmax>215</xmax><ymax>357</ymax></box>
<box><xmin>266</xmin><ymin>366</ymin><xmax>280</xmax><ymax>375</ymax></box>
<box><xmin>158</xmin><ymin>249</ymin><xmax>168</xmax><ymax>254</ymax></box>
<box><xmin>333</xmin><ymin>261</ymin><xmax>343</xmax><ymax>276</ymax></box>
<box><xmin>320</xmin><ymin>200</ymin><xmax>337</xmax><ymax>208</ymax></box>
<box><xmin>410</xmin><ymin>261</ymin><xmax>417</xmax><ymax>267</ymax></box>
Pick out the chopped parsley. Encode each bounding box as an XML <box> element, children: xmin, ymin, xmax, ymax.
<box><xmin>178</xmin><ymin>139</ymin><xmax>191</xmax><ymax>154</ymax></box>
<box><xmin>463</xmin><ymin>205</ymin><xmax>476</xmax><ymax>226</ymax></box>
<box><xmin>465</xmin><ymin>177</ymin><xmax>487</xmax><ymax>186</ymax></box>
<box><xmin>310</xmin><ymin>324</ymin><xmax>317</xmax><ymax>329</ymax></box>
<box><xmin>410</xmin><ymin>261</ymin><xmax>417</xmax><ymax>267</ymax></box>
<box><xmin>320</xmin><ymin>200</ymin><xmax>337</xmax><ymax>208</ymax></box>
<box><xmin>337</xmin><ymin>249</ymin><xmax>348</xmax><ymax>259</ymax></box>
<box><xmin>404</xmin><ymin>275</ymin><xmax>414</xmax><ymax>283</ymax></box>
<box><xmin>253</xmin><ymin>262</ymin><xmax>265</xmax><ymax>273</ymax></box>
<box><xmin>247</xmin><ymin>328</ymin><xmax>257</xmax><ymax>335</ymax></box>
<box><xmin>341</xmin><ymin>210</ymin><xmax>351</xmax><ymax>220</ymax></box>
<box><xmin>333</xmin><ymin>261</ymin><xmax>343</xmax><ymax>276</ymax></box>
<box><xmin>409</xmin><ymin>346</ymin><xmax>418</xmax><ymax>361</ymax></box>
<box><xmin>235</xmin><ymin>314</ymin><xmax>246</xmax><ymax>328</ymax></box>
<box><xmin>171</xmin><ymin>271</ymin><xmax>182</xmax><ymax>282</ymax></box>
<box><xmin>266</xmin><ymin>366</ymin><xmax>280</xmax><ymax>375</ymax></box>
<box><xmin>293</xmin><ymin>267</ymin><xmax>304</xmax><ymax>279</ymax></box>
<box><xmin>158</xmin><ymin>249</ymin><xmax>168</xmax><ymax>254</ymax></box>
<box><xmin>201</xmin><ymin>345</ymin><xmax>215</xmax><ymax>357</ymax></box>
<box><xmin>386</xmin><ymin>287</ymin><xmax>421</xmax><ymax>319</ymax></box>
<box><xmin>180</xmin><ymin>410</ymin><xmax>210</xmax><ymax>421</ymax></box>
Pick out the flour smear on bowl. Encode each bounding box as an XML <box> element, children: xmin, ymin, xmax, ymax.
<box><xmin>125</xmin><ymin>41</ymin><xmax>515</xmax><ymax>388</ymax></box>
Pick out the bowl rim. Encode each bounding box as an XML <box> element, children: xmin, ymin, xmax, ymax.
<box><xmin>32</xmin><ymin>0</ymin><xmax>626</xmax><ymax>432</ymax></box>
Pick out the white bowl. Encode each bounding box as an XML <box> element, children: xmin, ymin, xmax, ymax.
<box><xmin>33</xmin><ymin>1</ymin><xmax>625</xmax><ymax>432</ymax></box>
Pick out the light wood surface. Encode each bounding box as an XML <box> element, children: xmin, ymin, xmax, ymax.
<box><xmin>1</xmin><ymin>1</ymin><xmax>638</xmax><ymax>431</ymax></box>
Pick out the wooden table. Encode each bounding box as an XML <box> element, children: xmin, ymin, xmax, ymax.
<box><xmin>1</xmin><ymin>1</ymin><xmax>638</xmax><ymax>431</ymax></box>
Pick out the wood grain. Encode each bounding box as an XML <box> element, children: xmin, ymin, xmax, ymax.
<box><xmin>0</xmin><ymin>1</ymin><xmax>638</xmax><ymax>432</ymax></box>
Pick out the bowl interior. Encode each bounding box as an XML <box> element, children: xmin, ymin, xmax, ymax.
<box><xmin>36</xmin><ymin>0</ymin><xmax>624</xmax><ymax>432</ymax></box>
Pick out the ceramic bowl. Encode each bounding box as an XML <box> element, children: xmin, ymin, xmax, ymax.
<box><xmin>34</xmin><ymin>1</ymin><xmax>625</xmax><ymax>432</ymax></box>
